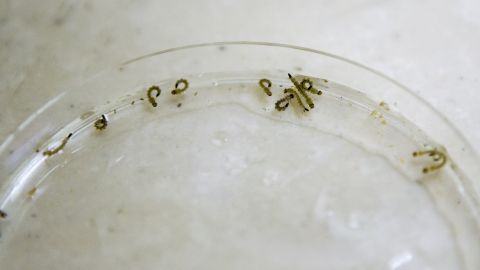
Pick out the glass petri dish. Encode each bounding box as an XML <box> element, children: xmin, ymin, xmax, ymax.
<box><xmin>0</xmin><ymin>42</ymin><xmax>479</xmax><ymax>269</ymax></box>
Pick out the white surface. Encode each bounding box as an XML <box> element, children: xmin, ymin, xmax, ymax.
<box><xmin>0</xmin><ymin>82</ymin><xmax>464</xmax><ymax>269</ymax></box>
<box><xmin>0</xmin><ymin>0</ymin><xmax>479</xmax><ymax>152</ymax></box>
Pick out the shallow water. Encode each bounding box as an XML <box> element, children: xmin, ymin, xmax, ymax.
<box><xmin>0</xmin><ymin>74</ymin><xmax>475</xmax><ymax>269</ymax></box>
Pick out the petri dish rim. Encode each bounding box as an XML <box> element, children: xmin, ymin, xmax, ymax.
<box><xmin>0</xmin><ymin>41</ymin><xmax>479</xmax><ymax>269</ymax></box>
<box><xmin>1</xmin><ymin>41</ymin><xmax>478</xmax><ymax>197</ymax></box>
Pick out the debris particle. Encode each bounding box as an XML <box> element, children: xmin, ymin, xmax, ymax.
<box><xmin>81</xmin><ymin>111</ymin><xmax>95</xmax><ymax>120</ymax></box>
<box><xmin>28</xmin><ymin>187</ymin><xmax>37</xmax><ymax>198</ymax></box>
<box><xmin>0</xmin><ymin>209</ymin><xmax>7</xmax><ymax>219</ymax></box>
<box><xmin>379</xmin><ymin>101</ymin><xmax>390</xmax><ymax>111</ymax></box>
<box><xmin>370</xmin><ymin>110</ymin><xmax>387</xmax><ymax>125</ymax></box>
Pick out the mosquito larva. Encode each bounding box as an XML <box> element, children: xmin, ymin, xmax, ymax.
<box><xmin>0</xmin><ymin>209</ymin><xmax>7</xmax><ymax>219</ymax></box>
<box><xmin>171</xmin><ymin>79</ymin><xmax>189</xmax><ymax>95</ymax></box>
<box><xmin>275</xmin><ymin>93</ymin><xmax>294</xmax><ymax>111</ymax></box>
<box><xmin>259</xmin><ymin>78</ymin><xmax>273</xmax><ymax>96</ymax></box>
<box><xmin>94</xmin><ymin>114</ymin><xmax>108</xmax><ymax>130</ymax></box>
<box><xmin>43</xmin><ymin>133</ymin><xmax>72</xmax><ymax>157</ymax></box>
<box><xmin>300</xmin><ymin>78</ymin><xmax>312</xmax><ymax>90</ymax></box>
<box><xmin>412</xmin><ymin>148</ymin><xmax>447</xmax><ymax>173</ymax></box>
<box><xmin>284</xmin><ymin>88</ymin><xmax>309</xmax><ymax>112</ymax></box>
<box><xmin>147</xmin><ymin>85</ymin><xmax>161</xmax><ymax>107</ymax></box>
<box><xmin>288</xmin><ymin>73</ymin><xmax>315</xmax><ymax>109</ymax></box>
<box><xmin>301</xmin><ymin>78</ymin><xmax>322</xmax><ymax>95</ymax></box>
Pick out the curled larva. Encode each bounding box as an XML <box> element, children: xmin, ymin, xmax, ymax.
<box><xmin>259</xmin><ymin>78</ymin><xmax>273</xmax><ymax>96</ymax></box>
<box><xmin>301</xmin><ymin>78</ymin><xmax>322</xmax><ymax>95</ymax></box>
<box><xmin>94</xmin><ymin>114</ymin><xmax>108</xmax><ymax>130</ymax></box>
<box><xmin>147</xmin><ymin>85</ymin><xmax>161</xmax><ymax>107</ymax></box>
<box><xmin>283</xmin><ymin>88</ymin><xmax>309</xmax><ymax>112</ymax></box>
<box><xmin>275</xmin><ymin>93</ymin><xmax>294</xmax><ymax>111</ymax></box>
<box><xmin>171</xmin><ymin>79</ymin><xmax>189</xmax><ymax>95</ymax></box>
<box><xmin>412</xmin><ymin>148</ymin><xmax>447</xmax><ymax>173</ymax></box>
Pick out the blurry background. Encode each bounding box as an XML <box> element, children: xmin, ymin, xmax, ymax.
<box><xmin>0</xmin><ymin>0</ymin><xmax>479</xmax><ymax>151</ymax></box>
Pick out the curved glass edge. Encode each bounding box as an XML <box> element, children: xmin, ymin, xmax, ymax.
<box><xmin>1</xmin><ymin>41</ymin><xmax>479</xmax><ymax>202</ymax></box>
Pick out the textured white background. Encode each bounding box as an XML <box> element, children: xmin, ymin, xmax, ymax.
<box><xmin>0</xmin><ymin>0</ymin><xmax>479</xmax><ymax>152</ymax></box>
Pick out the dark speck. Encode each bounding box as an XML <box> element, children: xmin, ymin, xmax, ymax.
<box><xmin>218</xmin><ymin>45</ymin><xmax>226</xmax><ymax>51</ymax></box>
<box><xmin>52</xmin><ymin>3</ymin><xmax>73</xmax><ymax>27</ymax></box>
<box><xmin>177</xmin><ymin>103</ymin><xmax>182</xmax><ymax>108</ymax></box>
<box><xmin>69</xmin><ymin>104</ymin><xmax>75</xmax><ymax>108</ymax></box>
<box><xmin>53</xmin><ymin>17</ymin><xmax>66</xmax><ymax>26</ymax></box>
<box><xmin>25</xmin><ymin>232</ymin><xmax>39</xmax><ymax>239</ymax></box>
<box><xmin>31</xmin><ymin>213</ymin><xmax>37</xmax><ymax>218</ymax></box>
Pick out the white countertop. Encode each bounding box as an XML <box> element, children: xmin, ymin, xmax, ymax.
<box><xmin>1</xmin><ymin>0</ymin><xmax>479</xmax><ymax>153</ymax></box>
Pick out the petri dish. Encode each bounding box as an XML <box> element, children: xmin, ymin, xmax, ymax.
<box><xmin>0</xmin><ymin>42</ymin><xmax>479</xmax><ymax>269</ymax></box>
